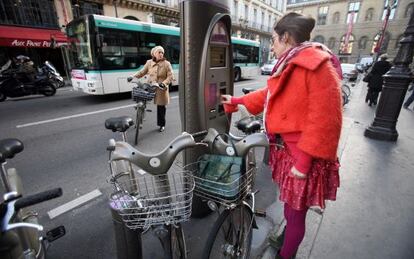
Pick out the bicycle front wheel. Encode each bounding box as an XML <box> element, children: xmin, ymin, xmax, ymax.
<box><xmin>170</xmin><ymin>224</ymin><xmax>187</xmax><ymax>259</ymax></box>
<box><xmin>203</xmin><ymin>205</ymin><xmax>253</xmax><ymax>259</ymax></box>
<box><xmin>134</xmin><ymin>106</ymin><xmax>144</xmax><ymax>145</ymax></box>
<box><xmin>342</xmin><ymin>84</ymin><xmax>351</xmax><ymax>98</ymax></box>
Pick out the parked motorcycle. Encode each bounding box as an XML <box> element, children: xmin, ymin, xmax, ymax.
<box><xmin>40</xmin><ymin>61</ymin><xmax>65</xmax><ymax>88</ymax></box>
<box><xmin>0</xmin><ymin>67</ymin><xmax>57</xmax><ymax>102</ymax></box>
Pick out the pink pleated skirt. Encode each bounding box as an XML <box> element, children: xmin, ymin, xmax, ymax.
<box><xmin>269</xmin><ymin>144</ymin><xmax>340</xmax><ymax>210</ymax></box>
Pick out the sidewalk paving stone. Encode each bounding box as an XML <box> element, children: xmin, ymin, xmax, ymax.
<box><xmin>257</xmin><ymin>79</ymin><xmax>414</xmax><ymax>259</ymax></box>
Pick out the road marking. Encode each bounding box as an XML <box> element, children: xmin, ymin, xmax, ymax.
<box><xmin>48</xmin><ymin>189</ymin><xmax>102</xmax><ymax>219</ymax></box>
<box><xmin>17</xmin><ymin>95</ymin><xmax>180</xmax><ymax>128</ymax></box>
<box><xmin>16</xmin><ymin>104</ymin><xmax>136</xmax><ymax>128</ymax></box>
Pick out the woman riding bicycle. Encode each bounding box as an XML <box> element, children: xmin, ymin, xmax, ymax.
<box><xmin>129</xmin><ymin>46</ymin><xmax>173</xmax><ymax>132</ymax></box>
<box><xmin>222</xmin><ymin>12</ymin><xmax>342</xmax><ymax>259</ymax></box>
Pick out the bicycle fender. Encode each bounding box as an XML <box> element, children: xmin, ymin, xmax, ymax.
<box><xmin>242</xmin><ymin>201</ymin><xmax>258</xmax><ymax>229</ymax></box>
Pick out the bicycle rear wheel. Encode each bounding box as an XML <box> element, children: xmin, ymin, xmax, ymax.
<box><xmin>342</xmin><ymin>84</ymin><xmax>351</xmax><ymax>98</ymax></box>
<box><xmin>202</xmin><ymin>205</ymin><xmax>253</xmax><ymax>259</ymax></box>
<box><xmin>170</xmin><ymin>224</ymin><xmax>187</xmax><ymax>259</ymax></box>
<box><xmin>134</xmin><ymin>106</ymin><xmax>144</xmax><ymax>145</ymax></box>
<box><xmin>342</xmin><ymin>89</ymin><xmax>349</xmax><ymax>106</ymax></box>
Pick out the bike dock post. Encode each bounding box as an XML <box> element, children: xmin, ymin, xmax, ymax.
<box><xmin>111</xmin><ymin>209</ymin><xmax>143</xmax><ymax>259</ymax></box>
<box><xmin>179</xmin><ymin>0</ymin><xmax>235</xmax><ymax>217</ymax></box>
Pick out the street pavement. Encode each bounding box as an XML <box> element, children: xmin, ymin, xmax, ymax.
<box><xmin>258</xmin><ymin>79</ymin><xmax>414</xmax><ymax>259</ymax></box>
<box><xmin>1</xmin><ymin>77</ymin><xmax>413</xmax><ymax>258</ymax></box>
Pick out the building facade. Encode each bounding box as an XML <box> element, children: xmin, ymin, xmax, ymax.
<box><xmin>287</xmin><ymin>0</ymin><xmax>413</xmax><ymax>63</ymax></box>
<box><xmin>230</xmin><ymin>0</ymin><xmax>286</xmax><ymax>63</ymax></box>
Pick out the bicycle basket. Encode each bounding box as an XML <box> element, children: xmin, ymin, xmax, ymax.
<box><xmin>184</xmin><ymin>156</ymin><xmax>254</xmax><ymax>206</ymax></box>
<box><xmin>109</xmin><ymin>170</ymin><xmax>194</xmax><ymax>230</ymax></box>
<box><xmin>132</xmin><ymin>87</ymin><xmax>155</xmax><ymax>102</ymax></box>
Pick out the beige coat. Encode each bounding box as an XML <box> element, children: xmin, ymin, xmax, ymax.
<box><xmin>133</xmin><ymin>59</ymin><xmax>173</xmax><ymax>106</ymax></box>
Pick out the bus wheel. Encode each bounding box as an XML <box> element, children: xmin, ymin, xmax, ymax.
<box><xmin>0</xmin><ymin>92</ymin><xmax>6</xmax><ymax>102</ymax></box>
<box><xmin>234</xmin><ymin>68</ymin><xmax>241</xmax><ymax>82</ymax></box>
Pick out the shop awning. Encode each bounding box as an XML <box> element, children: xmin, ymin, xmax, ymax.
<box><xmin>0</xmin><ymin>25</ymin><xmax>68</xmax><ymax>48</ymax></box>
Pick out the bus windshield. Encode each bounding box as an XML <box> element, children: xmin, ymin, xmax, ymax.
<box><xmin>67</xmin><ymin>19</ymin><xmax>96</xmax><ymax>69</ymax></box>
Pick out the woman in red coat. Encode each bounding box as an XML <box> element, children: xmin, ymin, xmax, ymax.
<box><xmin>222</xmin><ymin>13</ymin><xmax>342</xmax><ymax>259</ymax></box>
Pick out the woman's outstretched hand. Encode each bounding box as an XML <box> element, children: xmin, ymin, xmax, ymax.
<box><xmin>221</xmin><ymin>94</ymin><xmax>232</xmax><ymax>104</ymax></box>
<box><xmin>221</xmin><ymin>95</ymin><xmax>238</xmax><ymax>113</ymax></box>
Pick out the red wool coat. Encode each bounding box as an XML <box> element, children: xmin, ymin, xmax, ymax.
<box><xmin>243</xmin><ymin>47</ymin><xmax>342</xmax><ymax>160</ymax></box>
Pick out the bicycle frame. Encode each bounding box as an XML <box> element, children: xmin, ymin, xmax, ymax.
<box><xmin>0</xmin><ymin>142</ymin><xmax>64</xmax><ymax>259</ymax></box>
<box><xmin>106</xmin><ymin>124</ymin><xmax>207</xmax><ymax>259</ymax></box>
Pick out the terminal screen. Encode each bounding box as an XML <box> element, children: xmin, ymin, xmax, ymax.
<box><xmin>210</xmin><ymin>46</ymin><xmax>226</xmax><ymax>67</ymax></box>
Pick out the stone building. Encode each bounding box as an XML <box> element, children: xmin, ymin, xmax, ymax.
<box><xmin>287</xmin><ymin>0</ymin><xmax>413</xmax><ymax>63</ymax></box>
<box><xmin>230</xmin><ymin>0</ymin><xmax>286</xmax><ymax>62</ymax></box>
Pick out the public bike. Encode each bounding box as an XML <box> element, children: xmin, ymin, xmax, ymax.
<box><xmin>104</xmin><ymin>116</ymin><xmax>208</xmax><ymax>258</ymax></box>
<box><xmin>0</xmin><ymin>138</ymin><xmax>65</xmax><ymax>259</ymax></box>
<box><xmin>184</xmin><ymin>128</ymin><xmax>269</xmax><ymax>259</ymax></box>
<box><xmin>128</xmin><ymin>80</ymin><xmax>166</xmax><ymax>145</ymax></box>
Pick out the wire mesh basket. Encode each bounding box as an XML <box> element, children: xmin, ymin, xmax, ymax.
<box><xmin>132</xmin><ymin>87</ymin><xmax>155</xmax><ymax>102</ymax></box>
<box><xmin>109</xmin><ymin>170</ymin><xmax>194</xmax><ymax>230</ymax></box>
<box><xmin>184</xmin><ymin>161</ymin><xmax>254</xmax><ymax>207</ymax></box>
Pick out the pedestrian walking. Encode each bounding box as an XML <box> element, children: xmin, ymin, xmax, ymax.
<box><xmin>221</xmin><ymin>12</ymin><xmax>342</xmax><ymax>259</ymax></box>
<box><xmin>129</xmin><ymin>46</ymin><xmax>173</xmax><ymax>132</ymax></box>
<box><xmin>365</xmin><ymin>54</ymin><xmax>392</xmax><ymax>106</ymax></box>
<box><xmin>403</xmin><ymin>81</ymin><xmax>414</xmax><ymax>110</ymax></box>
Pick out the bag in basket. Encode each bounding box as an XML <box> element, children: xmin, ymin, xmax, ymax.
<box><xmin>197</xmin><ymin>153</ymin><xmax>243</xmax><ymax>199</ymax></box>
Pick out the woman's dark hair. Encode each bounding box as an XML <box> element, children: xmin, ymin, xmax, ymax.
<box><xmin>274</xmin><ymin>12</ymin><xmax>315</xmax><ymax>44</ymax></box>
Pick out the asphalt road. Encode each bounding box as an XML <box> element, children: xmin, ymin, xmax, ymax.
<box><xmin>0</xmin><ymin>76</ymin><xmax>278</xmax><ymax>258</ymax></box>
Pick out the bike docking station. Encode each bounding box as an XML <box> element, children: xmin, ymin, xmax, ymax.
<box><xmin>179</xmin><ymin>0</ymin><xmax>235</xmax><ymax>218</ymax></box>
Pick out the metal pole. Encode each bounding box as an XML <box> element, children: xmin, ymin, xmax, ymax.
<box><xmin>364</xmin><ymin>8</ymin><xmax>414</xmax><ymax>141</ymax></box>
<box><xmin>114</xmin><ymin>0</ymin><xmax>119</xmax><ymax>18</ymax></box>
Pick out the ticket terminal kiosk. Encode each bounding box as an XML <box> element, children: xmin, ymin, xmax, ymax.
<box><xmin>179</xmin><ymin>0</ymin><xmax>234</xmax><ymax>217</ymax></box>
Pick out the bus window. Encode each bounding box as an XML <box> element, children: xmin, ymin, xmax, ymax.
<box><xmin>234</xmin><ymin>44</ymin><xmax>259</xmax><ymax>64</ymax></box>
<box><xmin>100</xmin><ymin>28</ymin><xmax>138</xmax><ymax>70</ymax></box>
<box><xmin>67</xmin><ymin>20</ymin><xmax>95</xmax><ymax>69</ymax></box>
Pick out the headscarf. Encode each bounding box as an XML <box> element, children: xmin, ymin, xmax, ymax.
<box><xmin>151</xmin><ymin>46</ymin><xmax>164</xmax><ymax>57</ymax></box>
<box><xmin>271</xmin><ymin>42</ymin><xmax>342</xmax><ymax>79</ymax></box>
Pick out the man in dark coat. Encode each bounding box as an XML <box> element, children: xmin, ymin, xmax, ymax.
<box><xmin>365</xmin><ymin>54</ymin><xmax>392</xmax><ymax>106</ymax></box>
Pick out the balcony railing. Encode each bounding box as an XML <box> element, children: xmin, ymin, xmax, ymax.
<box><xmin>142</xmin><ymin>0</ymin><xmax>178</xmax><ymax>9</ymax></box>
<box><xmin>231</xmin><ymin>15</ymin><xmax>272</xmax><ymax>34</ymax></box>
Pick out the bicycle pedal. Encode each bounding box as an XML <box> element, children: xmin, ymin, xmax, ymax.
<box><xmin>45</xmin><ymin>225</ymin><xmax>66</xmax><ymax>242</ymax></box>
<box><xmin>254</xmin><ymin>209</ymin><xmax>266</xmax><ymax>217</ymax></box>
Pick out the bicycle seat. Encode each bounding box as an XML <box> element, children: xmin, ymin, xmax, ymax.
<box><xmin>105</xmin><ymin>116</ymin><xmax>134</xmax><ymax>132</ymax></box>
<box><xmin>0</xmin><ymin>139</ymin><xmax>24</xmax><ymax>163</ymax></box>
<box><xmin>242</xmin><ymin>88</ymin><xmax>256</xmax><ymax>95</ymax></box>
<box><xmin>236</xmin><ymin>117</ymin><xmax>261</xmax><ymax>134</ymax></box>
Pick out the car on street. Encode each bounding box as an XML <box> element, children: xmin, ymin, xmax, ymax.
<box><xmin>340</xmin><ymin>63</ymin><xmax>358</xmax><ymax>81</ymax></box>
<box><xmin>261</xmin><ymin>59</ymin><xmax>277</xmax><ymax>75</ymax></box>
<box><xmin>356</xmin><ymin>56</ymin><xmax>373</xmax><ymax>73</ymax></box>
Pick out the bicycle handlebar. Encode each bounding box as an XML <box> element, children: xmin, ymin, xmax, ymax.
<box><xmin>110</xmin><ymin>132</ymin><xmax>199</xmax><ymax>175</ymax></box>
<box><xmin>191</xmin><ymin>130</ymin><xmax>208</xmax><ymax>139</ymax></box>
<box><xmin>14</xmin><ymin>188</ymin><xmax>62</xmax><ymax>211</ymax></box>
<box><xmin>1</xmin><ymin>188</ymin><xmax>62</xmax><ymax>233</ymax></box>
<box><xmin>129</xmin><ymin>80</ymin><xmax>166</xmax><ymax>91</ymax></box>
<box><xmin>109</xmin><ymin>129</ymin><xmax>268</xmax><ymax>175</ymax></box>
<box><xmin>201</xmin><ymin>128</ymin><xmax>269</xmax><ymax>157</ymax></box>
